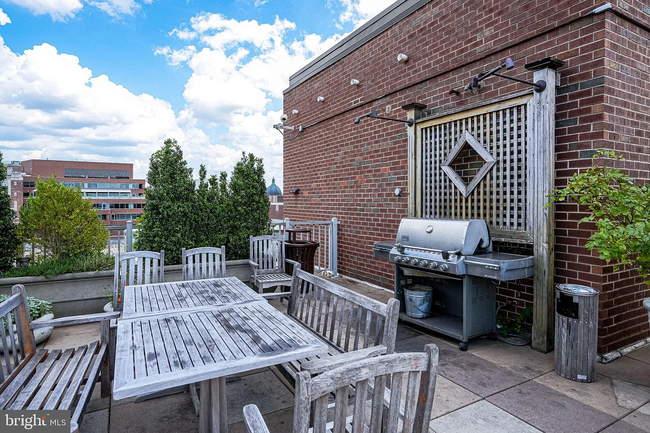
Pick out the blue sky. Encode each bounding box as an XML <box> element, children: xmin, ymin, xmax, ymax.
<box><xmin>0</xmin><ymin>0</ymin><xmax>395</xmax><ymax>188</ymax></box>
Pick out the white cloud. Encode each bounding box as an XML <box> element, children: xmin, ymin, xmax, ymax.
<box><xmin>170</xmin><ymin>27</ymin><xmax>198</xmax><ymax>41</ymax></box>
<box><xmin>4</xmin><ymin>0</ymin><xmax>145</xmax><ymax>20</ymax></box>
<box><xmin>254</xmin><ymin>0</ymin><xmax>268</xmax><ymax>6</ymax></box>
<box><xmin>336</xmin><ymin>0</ymin><xmax>396</xmax><ymax>27</ymax></box>
<box><xmin>0</xmin><ymin>37</ymin><xmax>205</xmax><ymax>179</ymax></box>
<box><xmin>155</xmin><ymin>13</ymin><xmax>348</xmax><ymax>186</ymax></box>
<box><xmin>0</xmin><ymin>8</ymin><xmax>11</xmax><ymax>25</ymax></box>
<box><xmin>3</xmin><ymin>0</ymin><xmax>83</xmax><ymax>21</ymax></box>
<box><xmin>153</xmin><ymin>45</ymin><xmax>196</xmax><ymax>66</ymax></box>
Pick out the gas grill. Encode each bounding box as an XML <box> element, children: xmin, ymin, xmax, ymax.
<box><xmin>373</xmin><ymin>218</ymin><xmax>534</xmax><ymax>350</ymax></box>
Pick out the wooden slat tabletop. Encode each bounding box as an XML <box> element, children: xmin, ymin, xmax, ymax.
<box><xmin>122</xmin><ymin>277</ymin><xmax>264</xmax><ymax>319</ymax></box>
<box><xmin>113</xmin><ymin>301</ymin><xmax>328</xmax><ymax>400</ymax></box>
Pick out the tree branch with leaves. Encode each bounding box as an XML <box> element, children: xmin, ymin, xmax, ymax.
<box><xmin>548</xmin><ymin>151</ymin><xmax>650</xmax><ymax>282</ymax></box>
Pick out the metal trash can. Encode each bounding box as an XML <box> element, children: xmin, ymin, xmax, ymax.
<box><xmin>644</xmin><ymin>298</ymin><xmax>650</xmax><ymax>326</ymax></box>
<box><xmin>555</xmin><ymin>284</ymin><xmax>599</xmax><ymax>383</ymax></box>
<box><xmin>285</xmin><ymin>228</ymin><xmax>319</xmax><ymax>275</ymax></box>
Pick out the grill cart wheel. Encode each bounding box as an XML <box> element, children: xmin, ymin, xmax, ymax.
<box><xmin>458</xmin><ymin>342</ymin><xmax>468</xmax><ymax>351</ymax></box>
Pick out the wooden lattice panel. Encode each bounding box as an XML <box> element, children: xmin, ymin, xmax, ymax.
<box><xmin>418</xmin><ymin>95</ymin><xmax>532</xmax><ymax>242</ymax></box>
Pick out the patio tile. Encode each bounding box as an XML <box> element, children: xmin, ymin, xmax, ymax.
<box><xmin>597</xmin><ymin>356</ymin><xmax>650</xmax><ymax>387</ymax></box>
<box><xmin>395</xmin><ymin>334</ymin><xmax>464</xmax><ymax>362</ymax></box>
<box><xmin>437</xmin><ymin>353</ymin><xmax>528</xmax><ymax>397</ymax></box>
<box><xmin>487</xmin><ymin>380</ymin><xmax>616</xmax><ymax>433</ymax></box>
<box><xmin>80</xmin><ymin>408</ymin><xmax>109</xmax><ymax>433</ymax></box>
<box><xmin>428</xmin><ymin>400</ymin><xmax>541</xmax><ymax>433</ymax></box>
<box><xmin>396</xmin><ymin>324</ymin><xmax>424</xmax><ymax>341</ymax></box>
<box><xmin>229</xmin><ymin>407</ymin><xmax>294</xmax><ymax>433</ymax></box>
<box><xmin>86</xmin><ymin>384</ymin><xmax>110</xmax><ymax>413</ymax></box>
<box><xmin>627</xmin><ymin>345</ymin><xmax>650</xmax><ymax>365</ymax></box>
<box><xmin>110</xmin><ymin>391</ymin><xmax>198</xmax><ymax>433</ymax></box>
<box><xmin>225</xmin><ymin>370</ymin><xmax>295</xmax><ymax>425</ymax></box>
<box><xmin>534</xmin><ymin>372</ymin><xmax>650</xmax><ymax>418</ymax></box>
<box><xmin>473</xmin><ymin>342</ymin><xmax>554</xmax><ymax>379</ymax></box>
<box><xmin>600</xmin><ymin>420</ymin><xmax>649</xmax><ymax>433</ymax></box>
<box><xmin>429</xmin><ymin>376</ymin><xmax>481</xmax><ymax>419</ymax></box>
<box><xmin>43</xmin><ymin>322</ymin><xmax>100</xmax><ymax>350</ymax></box>
<box><xmin>620</xmin><ymin>401</ymin><xmax>650</xmax><ymax>431</ymax></box>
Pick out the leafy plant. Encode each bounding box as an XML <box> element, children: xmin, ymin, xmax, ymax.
<box><xmin>0</xmin><ymin>152</ymin><xmax>19</xmax><ymax>272</ymax></box>
<box><xmin>548</xmin><ymin>151</ymin><xmax>650</xmax><ymax>282</ymax></box>
<box><xmin>496</xmin><ymin>306</ymin><xmax>533</xmax><ymax>337</ymax></box>
<box><xmin>0</xmin><ymin>253</ymin><xmax>113</xmax><ymax>278</ymax></box>
<box><xmin>0</xmin><ymin>294</ymin><xmax>53</xmax><ymax>320</ymax></box>
<box><xmin>18</xmin><ymin>176</ymin><xmax>109</xmax><ymax>260</ymax></box>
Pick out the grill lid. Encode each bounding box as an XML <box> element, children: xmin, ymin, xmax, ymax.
<box><xmin>395</xmin><ymin>218</ymin><xmax>491</xmax><ymax>256</ymax></box>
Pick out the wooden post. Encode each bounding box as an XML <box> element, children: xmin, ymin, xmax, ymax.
<box><xmin>526</xmin><ymin>58</ymin><xmax>564</xmax><ymax>353</ymax></box>
<box><xmin>401</xmin><ymin>103</ymin><xmax>427</xmax><ymax>217</ymax></box>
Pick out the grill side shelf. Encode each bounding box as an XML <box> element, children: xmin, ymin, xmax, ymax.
<box><xmin>465</xmin><ymin>253</ymin><xmax>534</xmax><ymax>280</ymax></box>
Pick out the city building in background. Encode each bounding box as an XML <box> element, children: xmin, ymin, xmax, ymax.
<box><xmin>5</xmin><ymin>160</ymin><xmax>145</xmax><ymax>233</ymax></box>
<box><xmin>266</xmin><ymin>177</ymin><xmax>283</xmax><ymax>221</ymax></box>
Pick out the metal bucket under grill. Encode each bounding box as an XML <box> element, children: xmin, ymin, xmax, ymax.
<box><xmin>404</xmin><ymin>285</ymin><xmax>433</xmax><ymax>319</ymax></box>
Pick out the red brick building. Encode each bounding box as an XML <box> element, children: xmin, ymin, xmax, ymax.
<box><xmin>282</xmin><ymin>0</ymin><xmax>650</xmax><ymax>354</ymax></box>
<box><xmin>6</xmin><ymin>160</ymin><xmax>145</xmax><ymax>233</ymax></box>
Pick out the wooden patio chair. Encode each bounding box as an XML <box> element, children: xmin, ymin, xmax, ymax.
<box><xmin>113</xmin><ymin>250</ymin><xmax>165</xmax><ymax>312</ymax></box>
<box><xmin>0</xmin><ymin>285</ymin><xmax>120</xmax><ymax>433</ymax></box>
<box><xmin>181</xmin><ymin>246</ymin><xmax>226</xmax><ymax>415</ymax></box>
<box><xmin>244</xmin><ymin>344</ymin><xmax>439</xmax><ymax>433</ymax></box>
<box><xmin>249</xmin><ymin>235</ymin><xmax>292</xmax><ymax>294</ymax></box>
<box><xmin>182</xmin><ymin>246</ymin><xmax>226</xmax><ymax>280</ymax></box>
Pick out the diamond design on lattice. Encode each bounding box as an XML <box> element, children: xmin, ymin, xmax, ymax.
<box><xmin>441</xmin><ymin>130</ymin><xmax>496</xmax><ymax>197</ymax></box>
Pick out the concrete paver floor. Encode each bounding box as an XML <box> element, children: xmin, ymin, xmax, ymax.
<box><xmin>60</xmin><ymin>275</ymin><xmax>650</xmax><ymax>432</ymax></box>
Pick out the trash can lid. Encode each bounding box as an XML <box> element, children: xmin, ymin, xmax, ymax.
<box><xmin>556</xmin><ymin>284</ymin><xmax>599</xmax><ymax>297</ymax></box>
<box><xmin>644</xmin><ymin>298</ymin><xmax>650</xmax><ymax>312</ymax></box>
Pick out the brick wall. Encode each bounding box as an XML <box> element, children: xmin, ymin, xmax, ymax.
<box><xmin>284</xmin><ymin>0</ymin><xmax>650</xmax><ymax>353</ymax></box>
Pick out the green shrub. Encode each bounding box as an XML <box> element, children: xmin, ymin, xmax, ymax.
<box><xmin>0</xmin><ymin>253</ymin><xmax>114</xmax><ymax>278</ymax></box>
<box><xmin>18</xmin><ymin>176</ymin><xmax>109</xmax><ymax>260</ymax></box>
<box><xmin>0</xmin><ymin>294</ymin><xmax>53</xmax><ymax>320</ymax></box>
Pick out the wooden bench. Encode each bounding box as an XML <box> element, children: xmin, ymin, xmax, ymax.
<box><xmin>272</xmin><ymin>268</ymin><xmax>400</xmax><ymax>389</ymax></box>
<box><xmin>0</xmin><ymin>285</ymin><xmax>119</xmax><ymax>433</ymax></box>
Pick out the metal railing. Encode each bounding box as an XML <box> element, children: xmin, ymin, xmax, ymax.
<box><xmin>272</xmin><ymin>218</ymin><xmax>339</xmax><ymax>276</ymax></box>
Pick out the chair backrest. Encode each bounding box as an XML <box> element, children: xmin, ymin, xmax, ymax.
<box><xmin>293</xmin><ymin>344</ymin><xmax>439</xmax><ymax>433</ymax></box>
<box><xmin>182</xmin><ymin>246</ymin><xmax>226</xmax><ymax>280</ymax></box>
<box><xmin>250</xmin><ymin>235</ymin><xmax>285</xmax><ymax>272</ymax></box>
<box><xmin>287</xmin><ymin>269</ymin><xmax>400</xmax><ymax>354</ymax></box>
<box><xmin>0</xmin><ymin>285</ymin><xmax>36</xmax><ymax>385</ymax></box>
<box><xmin>113</xmin><ymin>250</ymin><xmax>164</xmax><ymax>311</ymax></box>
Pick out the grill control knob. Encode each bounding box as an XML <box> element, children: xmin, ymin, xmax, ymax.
<box><xmin>401</xmin><ymin>258</ymin><xmax>409</xmax><ymax>264</ymax></box>
<box><xmin>439</xmin><ymin>264</ymin><xmax>449</xmax><ymax>271</ymax></box>
<box><xmin>394</xmin><ymin>256</ymin><xmax>401</xmax><ymax>263</ymax></box>
<box><xmin>411</xmin><ymin>260</ymin><xmax>419</xmax><ymax>266</ymax></box>
<box><xmin>420</xmin><ymin>260</ymin><xmax>428</xmax><ymax>267</ymax></box>
<box><xmin>429</xmin><ymin>262</ymin><xmax>438</xmax><ymax>269</ymax></box>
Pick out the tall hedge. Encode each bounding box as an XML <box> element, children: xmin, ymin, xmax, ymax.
<box><xmin>136</xmin><ymin>139</ymin><xmax>196</xmax><ymax>265</ymax></box>
<box><xmin>137</xmin><ymin>142</ymin><xmax>271</xmax><ymax>262</ymax></box>
<box><xmin>224</xmin><ymin>153</ymin><xmax>271</xmax><ymax>259</ymax></box>
<box><xmin>0</xmin><ymin>152</ymin><xmax>19</xmax><ymax>271</ymax></box>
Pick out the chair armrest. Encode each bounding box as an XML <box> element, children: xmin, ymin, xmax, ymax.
<box><xmin>259</xmin><ymin>292</ymin><xmax>291</xmax><ymax>300</ymax></box>
<box><xmin>248</xmin><ymin>260</ymin><xmax>259</xmax><ymax>268</ymax></box>
<box><xmin>30</xmin><ymin>312</ymin><xmax>121</xmax><ymax>329</ymax></box>
<box><xmin>301</xmin><ymin>345</ymin><xmax>388</xmax><ymax>375</ymax></box>
<box><xmin>243</xmin><ymin>404</ymin><xmax>270</xmax><ymax>433</ymax></box>
<box><xmin>284</xmin><ymin>259</ymin><xmax>300</xmax><ymax>270</ymax></box>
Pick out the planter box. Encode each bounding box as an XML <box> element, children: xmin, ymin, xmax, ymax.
<box><xmin>0</xmin><ymin>259</ymin><xmax>251</xmax><ymax>318</ymax></box>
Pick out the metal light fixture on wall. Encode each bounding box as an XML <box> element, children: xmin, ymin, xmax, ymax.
<box><xmin>350</xmin><ymin>79</ymin><xmax>360</xmax><ymax>85</ymax></box>
<box><xmin>290</xmin><ymin>188</ymin><xmax>300</xmax><ymax>194</ymax></box>
<box><xmin>317</xmin><ymin>96</ymin><xmax>325</xmax><ymax>102</ymax></box>
<box><xmin>292</xmin><ymin>109</ymin><xmax>299</xmax><ymax>114</ymax></box>
<box><xmin>397</xmin><ymin>53</ymin><xmax>409</xmax><ymax>63</ymax></box>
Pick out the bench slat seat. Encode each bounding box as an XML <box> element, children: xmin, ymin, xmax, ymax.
<box><xmin>273</xmin><ymin>269</ymin><xmax>399</xmax><ymax>390</ymax></box>
<box><xmin>0</xmin><ymin>285</ymin><xmax>117</xmax><ymax>432</ymax></box>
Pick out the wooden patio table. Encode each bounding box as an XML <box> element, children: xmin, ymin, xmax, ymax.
<box><xmin>113</xmin><ymin>277</ymin><xmax>328</xmax><ymax>433</ymax></box>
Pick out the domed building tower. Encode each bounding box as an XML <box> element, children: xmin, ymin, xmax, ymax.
<box><xmin>266</xmin><ymin>177</ymin><xmax>283</xmax><ymax>221</ymax></box>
